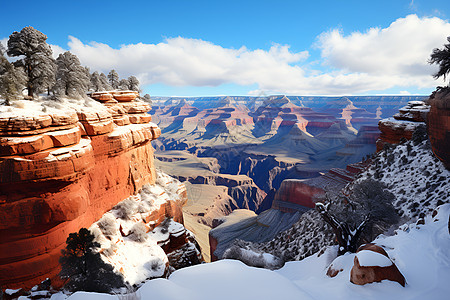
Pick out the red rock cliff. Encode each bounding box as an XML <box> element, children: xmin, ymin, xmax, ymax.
<box><xmin>0</xmin><ymin>93</ymin><xmax>164</xmax><ymax>289</ymax></box>
<box><xmin>427</xmin><ymin>89</ymin><xmax>450</xmax><ymax>170</ymax></box>
<box><xmin>376</xmin><ymin>101</ymin><xmax>429</xmax><ymax>151</ymax></box>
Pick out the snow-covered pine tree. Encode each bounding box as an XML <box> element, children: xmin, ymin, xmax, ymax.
<box><xmin>54</xmin><ymin>51</ymin><xmax>89</xmax><ymax>98</ymax></box>
<box><xmin>99</xmin><ymin>72</ymin><xmax>112</xmax><ymax>91</ymax></box>
<box><xmin>0</xmin><ymin>44</ymin><xmax>26</xmax><ymax>104</ymax></box>
<box><xmin>90</xmin><ymin>71</ymin><xmax>102</xmax><ymax>92</ymax></box>
<box><xmin>107</xmin><ymin>70</ymin><xmax>119</xmax><ymax>89</ymax></box>
<box><xmin>7</xmin><ymin>26</ymin><xmax>56</xmax><ymax>98</ymax></box>
<box><xmin>128</xmin><ymin>75</ymin><xmax>140</xmax><ymax>91</ymax></box>
<box><xmin>118</xmin><ymin>78</ymin><xmax>130</xmax><ymax>90</ymax></box>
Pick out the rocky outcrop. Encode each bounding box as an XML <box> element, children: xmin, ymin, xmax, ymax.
<box><xmin>376</xmin><ymin>101</ymin><xmax>429</xmax><ymax>151</ymax></box>
<box><xmin>350</xmin><ymin>243</ymin><xmax>406</xmax><ymax>286</ymax></box>
<box><xmin>427</xmin><ymin>89</ymin><xmax>450</xmax><ymax>170</ymax></box>
<box><xmin>271</xmin><ymin>179</ymin><xmax>323</xmax><ymax>213</ymax></box>
<box><xmin>0</xmin><ymin>95</ymin><xmax>161</xmax><ymax>289</ymax></box>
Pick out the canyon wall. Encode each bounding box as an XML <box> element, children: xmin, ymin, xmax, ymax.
<box><xmin>0</xmin><ymin>92</ymin><xmax>168</xmax><ymax>289</ymax></box>
<box><xmin>427</xmin><ymin>89</ymin><xmax>450</xmax><ymax>170</ymax></box>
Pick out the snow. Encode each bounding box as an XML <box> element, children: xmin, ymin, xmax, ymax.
<box><xmin>380</xmin><ymin>117</ymin><xmax>421</xmax><ymax>131</ymax></box>
<box><xmin>55</xmin><ymin>204</ymin><xmax>450</xmax><ymax>300</ymax></box>
<box><xmin>0</xmin><ymin>96</ymin><xmax>108</xmax><ymax>119</ymax></box>
<box><xmin>5</xmin><ymin>288</ymin><xmax>21</xmax><ymax>295</ymax></box>
<box><xmin>89</xmin><ymin>171</ymin><xmax>192</xmax><ymax>286</ymax></box>
<box><xmin>356</xmin><ymin>250</ymin><xmax>392</xmax><ymax>267</ymax></box>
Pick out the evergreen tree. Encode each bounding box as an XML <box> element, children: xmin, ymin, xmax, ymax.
<box><xmin>99</xmin><ymin>72</ymin><xmax>112</xmax><ymax>90</ymax></box>
<box><xmin>0</xmin><ymin>44</ymin><xmax>26</xmax><ymax>104</ymax></box>
<box><xmin>118</xmin><ymin>78</ymin><xmax>130</xmax><ymax>90</ymax></box>
<box><xmin>54</xmin><ymin>51</ymin><xmax>89</xmax><ymax>98</ymax></box>
<box><xmin>107</xmin><ymin>70</ymin><xmax>119</xmax><ymax>89</ymax></box>
<box><xmin>127</xmin><ymin>75</ymin><xmax>140</xmax><ymax>91</ymax></box>
<box><xmin>90</xmin><ymin>71</ymin><xmax>102</xmax><ymax>92</ymax></box>
<box><xmin>59</xmin><ymin>228</ymin><xmax>125</xmax><ymax>293</ymax></box>
<box><xmin>142</xmin><ymin>93</ymin><xmax>151</xmax><ymax>104</ymax></box>
<box><xmin>7</xmin><ymin>26</ymin><xmax>56</xmax><ymax>97</ymax></box>
<box><xmin>429</xmin><ymin>36</ymin><xmax>450</xmax><ymax>85</ymax></box>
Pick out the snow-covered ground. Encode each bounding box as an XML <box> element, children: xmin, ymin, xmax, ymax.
<box><xmin>89</xmin><ymin>171</ymin><xmax>199</xmax><ymax>286</ymax></box>
<box><xmin>45</xmin><ymin>204</ymin><xmax>450</xmax><ymax>300</ymax></box>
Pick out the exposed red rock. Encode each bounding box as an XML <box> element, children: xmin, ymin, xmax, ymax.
<box><xmin>350</xmin><ymin>243</ymin><xmax>406</xmax><ymax>286</ymax></box>
<box><xmin>427</xmin><ymin>89</ymin><xmax>450</xmax><ymax>170</ymax></box>
<box><xmin>0</xmin><ymin>94</ymin><xmax>161</xmax><ymax>289</ymax></box>
<box><xmin>271</xmin><ymin>179</ymin><xmax>324</xmax><ymax>213</ymax></box>
<box><xmin>376</xmin><ymin>101</ymin><xmax>429</xmax><ymax>152</ymax></box>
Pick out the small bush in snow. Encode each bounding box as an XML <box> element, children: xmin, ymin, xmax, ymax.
<box><xmin>114</xmin><ymin>198</ymin><xmax>138</xmax><ymax>220</ymax></box>
<box><xmin>128</xmin><ymin>222</ymin><xmax>148</xmax><ymax>242</ymax></box>
<box><xmin>223</xmin><ymin>240</ymin><xmax>284</xmax><ymax>270</ymax></box>
<box><xmin>97</xmin><ymin>213</ymin><xmax>119</xmax><ymax>237</ymax></box>
<box><xmin>103</xmin><ymin>244</ymin><xmax>119</xmax><ymax>257</ymax></box>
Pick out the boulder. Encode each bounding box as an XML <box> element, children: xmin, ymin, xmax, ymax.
<box><xmin>350</xmin><ymin>243</ymin><xmax>406</xmax><ymax>286</ymax></box>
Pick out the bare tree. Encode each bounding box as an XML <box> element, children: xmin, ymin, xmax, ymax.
<box><xmin>107</xmin><ymin>70</ymin><xmax>119</xmax><ymax>89</ymax></box>
<box><xmin>429</xmin><ymin>36</ymin><xmax>450</xmax><ymax>85</ymax></box>
<box><xmin>316</xmin><ymin>202</ymin><xmax>369</xmax><ymax>255</ymax></box>
<box><xmin>316</xmin><ymin>179</ymin><xmax>398</xmax><ymax>255</ymax></box>
<box><xmin>7</xmin><ymin>26</ymin><xmax>56</xmax><ymax>97</ymax></box>
<box><xmin>54</xmin><ymin>51</ymin><xmax>89</xmax><ymax>98</ymax></box>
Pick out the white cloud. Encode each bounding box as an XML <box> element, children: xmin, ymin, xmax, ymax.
<box><xmin>66</xmin><ymin>36</ymin><xmax>309</xmax><ymax>89</ymax></box>
<box><xmin>315</xmin><ymin>14</ymin><xmax>450</xmax><ymax>90</ymax></box>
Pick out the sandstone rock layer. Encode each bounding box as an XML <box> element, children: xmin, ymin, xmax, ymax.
<box><xmin>0</xmin><ymin>95</ymin><xmax>162</xmax><ymax>289</ymax></box>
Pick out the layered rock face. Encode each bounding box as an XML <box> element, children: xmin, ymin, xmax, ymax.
<box><xmin>427</xmin><ymin>89</ymin><xmax>450</xmax><ymax>170</ymax></box>
<box><xmin>376</xmin><ymin>101</ymin><xmax>429</xmax><ymax>151</ymax></box>
<box><xmin>0</xmin><ymin>93</ymin><xmax>162</xmax><ymax>289</ymax></box>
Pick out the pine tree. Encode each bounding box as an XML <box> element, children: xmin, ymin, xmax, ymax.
<box><xmin>90</xmin><ymin>71</ymin><xmax>102</xmax><ymax>92</ymax></box>
<box><xmin>54</xmin><ymin>51</ymin><xmax>89</xmax><ymax>98</ymax></box>
<box><xmin>107</xmin><ymin>70</ymin><xmax>119</xmax><ymax>89</ymax></box>
<box><xmin>127</xmin><ymin>76</ymin><xmax>140</xmax><ymax>91</ymax></box>
<box><xmin>59</xmin><ymin>228</ymin><xmax>125</xmax><ymax>293</ymax></box>
<box><xmin>429</xmin><ymin>36</ymin><xmax>450</xmax><ymax>85</ymax></box>
<box><xmin>0</xmin><ymin>44</ymin><xmax>26</xmax><ymax>104</ymax></box>
<box><xmin>7</xmin><ymin>26</ymin><xmax>56</xmax><ymax>98</ymax></box>
<box><xmin>99</xmin><ymin>72</ymin><xmax>112</xmax><ymax>91</ymax></box>
<box><xmin>118</xmin><ymin>78</ymin><xmax>130</xmax><ymax>90</ymax></box>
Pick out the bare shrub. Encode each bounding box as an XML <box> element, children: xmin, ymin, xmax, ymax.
<box><xmin>128</xmin><ymin>222</ymin><xmax>148</xmax><ymax>242</ymax></box>
<box><xmin>97</xmin><ymin>213</ymin><xmax>119</xmax><ymax>237</ymax></box>
<box><xmin>114</xmin><ymin>198</ymin><xmax>138</xmax><ymax>220</ymax></box>
<box><xmin>223</xmin><ymin>240</ymin><xmax>284</xmax><ymax>270</ymax></box>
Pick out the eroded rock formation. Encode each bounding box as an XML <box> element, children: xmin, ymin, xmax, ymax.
<box><xmin>0</xmin><ymin>93</ymin><xmax>163</xmax><ymax>289</ymax></box>
<box><xmin>376</xmin><ymin>101</ymin><xmax>429</xmax><ymax>151</ymax></box>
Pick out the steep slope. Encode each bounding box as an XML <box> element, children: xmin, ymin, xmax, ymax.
<box><xmin>255</xmin><ymin>127</ymin><xmax>449</xmax><ymax>262</ymax></box>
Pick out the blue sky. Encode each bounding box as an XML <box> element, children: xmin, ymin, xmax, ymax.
<box><xmin>1</xmin><ymin>0</ymin><xmax>449</xmax><ymax>96</ymax></box>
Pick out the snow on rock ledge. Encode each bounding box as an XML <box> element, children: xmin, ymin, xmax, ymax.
<box><xmin>90</xmin><ymin>171</ymin><xmax>202</xmax><ymax>286</ymax></box>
